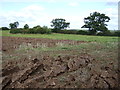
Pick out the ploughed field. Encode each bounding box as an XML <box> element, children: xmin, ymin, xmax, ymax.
<box><xmin>1</xmin><ymin>36</ymin><xmax>119</xmax><ymax>89</ymax></box>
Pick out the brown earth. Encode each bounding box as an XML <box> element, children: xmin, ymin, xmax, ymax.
<box><xmin>1</xmin><ymin>36</ymin><xmax>87</xmax><ymax>52</ymax></box>
<box><xmin>1</xmin><ymin>36</ymin><xmax>119</xmax><ymax>89</ymax></box>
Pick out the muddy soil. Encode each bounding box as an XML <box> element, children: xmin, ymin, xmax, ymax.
<box><xmin>1</xmin><ymin>36</ymin><xmax>87</xmax><ymax>52</ymax></box>
<box><xmin>1</xmin><ymin>36</ymin><xmax>119</xmax><ymax>89</ymax></box>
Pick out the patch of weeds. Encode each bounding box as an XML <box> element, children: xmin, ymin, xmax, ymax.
<box><xmin>55</xmin><ymin>42</ymin><xmax>73</xmax><ymax>50</ymax></box>
<box><xmin>102</xmin><ymin>42</ymin><xmax>118</xmax><ymax>50</ymax></box>
<box><xmin>18</xmin><ymin>43</ymin><xmax>34</xmax><ymax>51</ymax></box>
<box><xmin>34</xmin><ymin>42</ymin><xmax>73</xmax><ymax>51</ymax></box>
<box><xmin>56</xmin><ymin>42</ymin><xmax>65</xmax><ymax>47</ymax></box>
<box><xmin>2</xmin><ymin>54</ymin><xmax>19</xmax><ymax>61</ymax></box>
<box><xmin>16</xmin><ymin>41</ymin><xmax>90</xmax><ymax>53</ymax></box>
<box><xmin>15</xmin><ymin>41</ymin><xmax>118</xmax><ymax>63</ymax></box>
<box><xmin>16</xmin><ymin>43</ymin><xmax>48</xmax><ymax>53</ymax></box>
<box><xmin>61</xmin><ymin>47</ymin><xmax>69</xmax><ymax>50</ymax></box>
<box><xmin>86</xmin><ymin>42</ymin><xmax>118</xmax><ymax>62</ymax></box>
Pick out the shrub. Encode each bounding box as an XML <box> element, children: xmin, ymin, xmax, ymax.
<box><xmin>21</xmin><ymin>29</ymin><xmax>30</xmax><ymax>34</ymax></box>
<box><xmin>10</xmin><ymin>26</ymin><xmax>52</xmax><ymax>34</ymax></box>
<box><xmin>97</xmin><ymin>30</ymin><xmax>112</xmax><ymax>36</ymax></box>
<box><xmin>96</xmin><ymin>30</ymin><xmax>120</xmax><ymax>36</ymax></box>
<box><xmin>42</xmin><ymin>26</ymin><xmax>52</xmax><ymax>34</ymax></box>
<box><xmin>33</xmin><ymin>25</ymin><xmax>41</xmax><ymax>29</ymax></box>
<box><xmin>1</xmin><ymin>27</ymin><xmax>9</xmax><ymax>30</ymax></box>
<box><xmin>10</xmin><ymin>29</ymin><xmax>23</xmax><ymax>34</ymax></box>
<box><xmin>51</xmin><ymin>29</ymin><xmax>60</xmax><ymax>33</ymax></box>
<box><xmin>77</xmin><ymin>30</ymin><xmax>89</xmax><ymax>35</ymax></box>
<box><xmin>36</xmin><ymin>28</ymin><xmax>45</xmax><ymax>34</ymax></box>
<box><xmin>34</xmin><ymin>26</ymin><xmax>51</xmax><ymax>34</ymax></box>
<box><xmin>57</xmin><ymin>30</ymin><xmax>77</xmax><ymax>34</ymax></box>
<box><xmin>114</xmin><ymin>30</ymin><xmax>120</xmax><ymax>36</ymax></box>
<box><xmin>24</xmin><ymin>24</ymin><xmax>29</xmax><ymax>29</ymax></box>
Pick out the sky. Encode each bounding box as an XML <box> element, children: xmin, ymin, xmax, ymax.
<box><xmin>0</xmin><ymin>0</ymin><xmax>119</xmax><ymax>30</ymax></box>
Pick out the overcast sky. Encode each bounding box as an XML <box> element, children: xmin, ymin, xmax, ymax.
<box><xmin>0</xmin><ymin>0</ymin><xmax>119</xmax><ymax>30</ymax></box>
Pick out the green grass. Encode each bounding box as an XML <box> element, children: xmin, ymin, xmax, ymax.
<box><xmin>1</xmin><ymin>30</ymin><xmax>118</xmax><ymax>42</ymax></box>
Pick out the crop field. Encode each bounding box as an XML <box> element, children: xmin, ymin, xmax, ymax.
<box><xmin>1</xmin><ymin>30</ymin><xmax>119</xmax><ymax>88</ymax></box>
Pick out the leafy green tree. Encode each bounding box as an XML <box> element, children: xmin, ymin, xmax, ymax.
<box><xmin>1</xmin><ymin>27</ymin><xmax>9</xmax><ymax>30</ymax></box>
<box><xmin>9</xmin><ymin>21</ymin><xmax>19</xmax><ymax>29</ymax></box>
<box><xmin>81</xmin><ymin>12</ymin><xmax>110</xmax><ymax>35</ymax></box>
<box><xmin>33</xmin><ymin>25</ymin><xmax>41</xmax><ymax>29</ymax></box>
<box><xmin>51</xmin><ymin>18</ymin><xmax>70</xmax><ymax>32</ymax></box>
<box><xmin>9</xmin><ymin>23</ymin><xmax>15</xmax><ymax>29</ymax></box>
<box><xmin>24</xmin><ymin>24</ymin><xmax>29</xmax><ymax>29</ymax></box>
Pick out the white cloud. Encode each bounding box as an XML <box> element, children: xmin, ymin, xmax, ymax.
<box><xmin>103</xmin><ymin>8</ymin><xmax>118</xmax><ymax>30</ymax></box>
<box><xmin>59</xmin><ymin>15</ymin><xmax>85</xmax><ymax>29</ymax></box>
<box><xmin>0</xmin><ymin>6</ymin><xmax>118</xmax><ymax>30</ymax></box>
<box><xmin>0</xmin><ymin>4</ymin><xmax>48</xmax><ymax>28</ymax></box>
<box><xmin>0</xmin><ymin>0</ymin><xmax>118</xmax><ymax>30</ymax></box>
<box><xmin>0</xmin><ymin>2</ymin><xmax>84</xmax><ymax>29</ymax></box>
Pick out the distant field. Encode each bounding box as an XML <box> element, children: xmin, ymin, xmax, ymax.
<box><xmin>0</xmin><ymin>30</ymin><xmax>118</xmax><ymax>42</ymax></box>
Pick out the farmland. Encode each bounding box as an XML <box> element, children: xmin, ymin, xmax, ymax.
<box><xmin>1</xmin><ymin>30</ymin><xmax>119</xmax><ymax>88</ymax></box>
<box><xmin>1</xmin><ymin>30</ymin><xmax>118</xmax><ymax>42</ymax></box>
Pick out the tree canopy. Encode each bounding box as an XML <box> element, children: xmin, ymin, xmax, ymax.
<box><xmin>24</xmin><ymin>24</ymin><xmax>29</xmax><ymax>29</ymax></box>
<box><xmin>9</xmin><ymin>21</ymin><xmax>19</xmax><ymax>29</ymax></box>
<box><xmin>51</xmin><ymin>18</ymin><xmax>70</xmax><ymax>32</ymax></box>
<box><xmin>81</xmin><ymin>12</ymin><xmax>110</xmax><ymax>35</ymax></box>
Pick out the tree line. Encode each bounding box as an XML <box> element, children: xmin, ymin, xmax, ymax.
<box><xmin>1</xmin><ymin>12</ymin><xmax>120</xmax><ymax>36</ymax></box>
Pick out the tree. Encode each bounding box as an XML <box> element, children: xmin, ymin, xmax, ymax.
<box><xmin>81</xmin><ymin>12</ymin><xmax>110</xmax><ymax>35</ymax></box>
<box><xmin>9</xmin><ymin>21</ymin><xmax>19</xmax><ymax>29</ymax></box>
<box><xmin>51</xmin><ymin>18</ymin><xmax>70</xmax><ymax>32</ymax></box>
<box><xmin>24</xmin><ymin>24</ymin><xmax>29</xmax><ymax>29</ymax></box>
<box><xmin>33</xmin><ymin>25</ymin><xmax>41</xmax><ymax>29</ymax></box>
<box><xmin>1</xmin><ymin>27</ymin><xmax>9</xmax><ymax>30</ymax></box>
<box><xmin>9</xmin><ymin>23</ymin><xmax>15</xmax><ymax>29</ymax></box>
